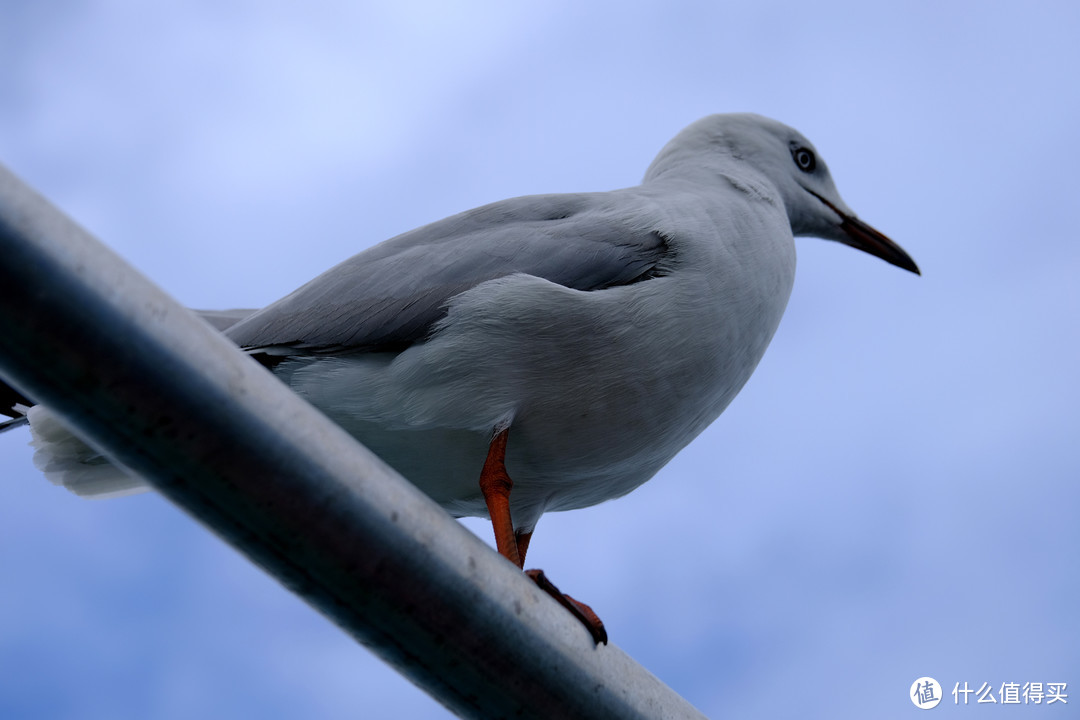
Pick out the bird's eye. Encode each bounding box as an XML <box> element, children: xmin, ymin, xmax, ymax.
<box><xmin>792</xmin><ymin>147</ymin><xmax>816</xmax><ymax>173</ymax></box>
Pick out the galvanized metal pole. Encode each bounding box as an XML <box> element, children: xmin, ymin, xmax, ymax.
<box><xmin>0</xmin><ymin>163</ymin><xmax>707</xmax><ymax>720</ymax></box>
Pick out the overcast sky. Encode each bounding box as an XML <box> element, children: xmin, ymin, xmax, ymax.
<box><xmin>1</xmin><ymin>2</ymin><xmax>1078</xmax><ymax>718</ymax></box>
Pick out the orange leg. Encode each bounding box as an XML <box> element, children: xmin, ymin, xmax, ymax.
<box><xmin>515</xmin><ymin>529</ymin><xmax>533</xmax><ymax>565</ymax></box>
<box><xmin>478</xmin><ymin>428</ymin><xmax>522</xmax><ymax>568</ymax></box>
<box><xmin>478</xmin><ymin>428</ymin><xmax>607</xmax><ymax>645</ymax></box>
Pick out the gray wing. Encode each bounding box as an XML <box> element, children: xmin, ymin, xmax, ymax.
<box><xmin>225</xmin><ymin>192</ymin><xmax>670</xmax><ymax>354</ymax></box>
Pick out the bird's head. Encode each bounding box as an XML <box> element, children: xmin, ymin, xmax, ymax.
<box><xmin>645</xmin><ymin>113</ymin><xmax>920</xmax><ymax>275</ymax></box>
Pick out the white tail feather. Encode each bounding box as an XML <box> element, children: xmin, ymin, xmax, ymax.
<box><xmin>26</xmin><ymin>406</ymin><xmax>149</xmax><ymax>499</ymax></box>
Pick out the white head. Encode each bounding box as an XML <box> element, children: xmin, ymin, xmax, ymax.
<box><xmin>645</xmin><ymin>113</ymin><xmax>919</xmax><ymax>274</ymax></box>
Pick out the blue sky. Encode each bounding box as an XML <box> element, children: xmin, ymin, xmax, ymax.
<box><xmin>1</xmin><ymin>2</ymin><xmax>1078</xmax><ymax>718</ymax></box>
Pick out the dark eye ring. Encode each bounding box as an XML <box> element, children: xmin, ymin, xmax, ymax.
<box><xmin>792</xmin><ymin>146</ymin><xmax>816</xmax><ymax>173</ymax></box>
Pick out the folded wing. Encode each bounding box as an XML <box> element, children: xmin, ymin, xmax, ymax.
<box><xmin>225</xmin><ymin>192</ymin><xmax>670</xmax><ymax>354</ymax></box>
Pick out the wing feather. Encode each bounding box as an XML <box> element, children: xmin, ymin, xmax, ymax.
<box><xmin>225</xmin><ymin>192</ymin><xmax>669</xmax><ymax>353</ymax></box>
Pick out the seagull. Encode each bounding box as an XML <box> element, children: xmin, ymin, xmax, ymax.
<box><xmin>1</xmin><ymin>113</ymin><xmax>918</xmax><ymax>644</ymax></box>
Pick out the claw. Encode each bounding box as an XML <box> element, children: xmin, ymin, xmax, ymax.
<box><xmin>526</xmin><ymin>568</ymin><xmax>607</xmax><ymax>645</ymax></box>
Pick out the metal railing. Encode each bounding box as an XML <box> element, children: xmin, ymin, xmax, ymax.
<box><xmin>0</xmin><ymin>163</ymin><xmax>707</xmax><ymax>720</ymax></box>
